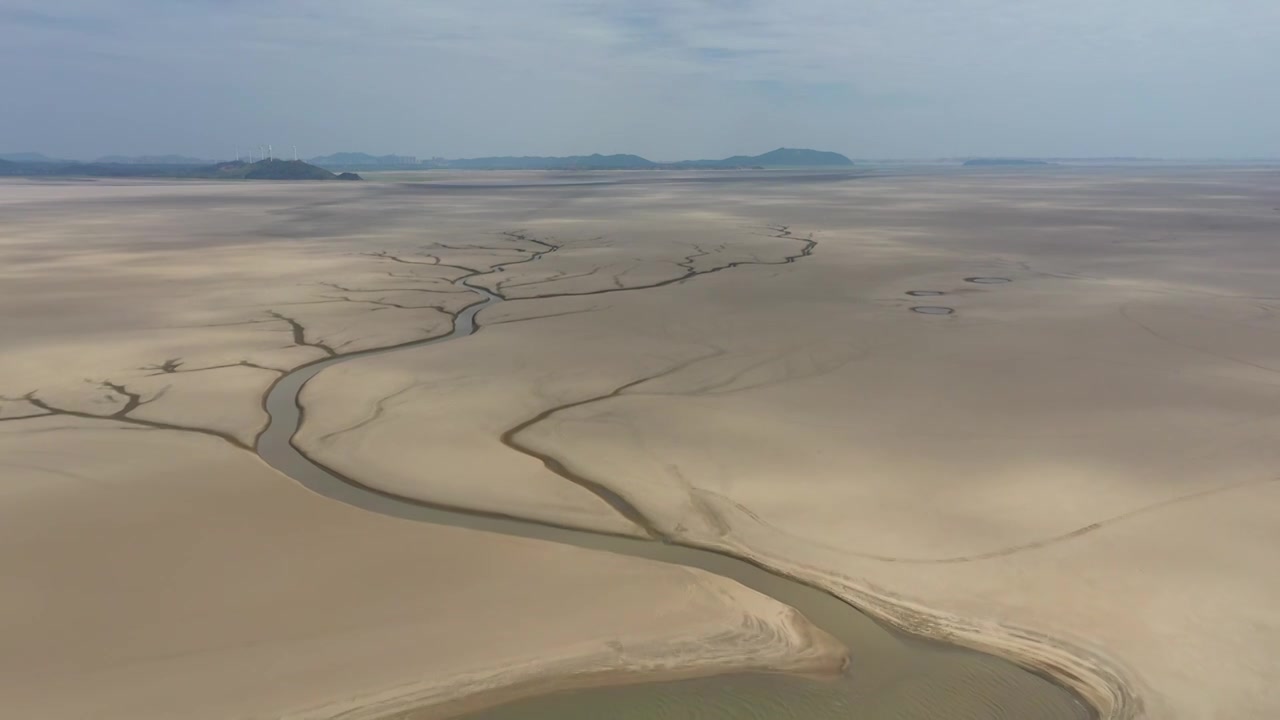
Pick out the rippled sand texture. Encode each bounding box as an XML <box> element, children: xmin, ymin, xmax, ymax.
<box><xmin>0</xmin><ymin>178</ymin><xmax>846</xmax><ymax>719</ymax></box>
<box><xmin>297</xmin><ymin>167</ymin><xmax>1280</xmax><ymax>719</ymax></box>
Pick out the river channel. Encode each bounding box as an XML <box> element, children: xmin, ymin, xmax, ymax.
<box><xmin>256</xmin><ymin>276</ymin><xmax>1092</xmax><ymax>720</ymax></box>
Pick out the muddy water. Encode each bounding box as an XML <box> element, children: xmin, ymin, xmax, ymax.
<box><xmin>257</xmin><ymin>283</ymin><xmax>1091</xmax><ymax>720</ymax></box>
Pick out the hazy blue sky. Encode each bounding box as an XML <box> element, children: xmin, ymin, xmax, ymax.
<box><xmin>2</xmin><ymin>0</ymin><xmax>1277</xmax><ymax>160</ymax></box>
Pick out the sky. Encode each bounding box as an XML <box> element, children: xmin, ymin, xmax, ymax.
<box><xmin>2</xmin><ymin>0</ymin><xmax>1278</xmax><ymax>160</ymax></box>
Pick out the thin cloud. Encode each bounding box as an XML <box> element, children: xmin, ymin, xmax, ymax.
<box><xmin>1</xmin><ymin>0</ymin><xmax>1277</xmax><ymax>159</ymax></box>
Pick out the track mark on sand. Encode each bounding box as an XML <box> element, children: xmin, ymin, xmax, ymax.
<box><xmin>705</xmin><ymin>473</ymin><xmax>1280</xmax><ymax>565</ymax></box>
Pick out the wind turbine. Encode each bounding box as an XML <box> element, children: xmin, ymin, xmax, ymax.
<box><xmin>293</xmin><ymin>145</ymin><xmax>298</xmax><ymax>161</ymax></box>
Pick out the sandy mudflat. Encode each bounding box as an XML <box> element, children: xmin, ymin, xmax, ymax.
<box><xmin>295</xmin><ymin>167</ymin><xmax>1280</xmax><ymax>719</ymax></box>
<box><xmin>0</xmin><ymin>422</ymin><xmax>843</xmax><ymax>719</ymax></box>
<box><xmin>0</xmin><ymin>178</ymin><xmax>846</xmax><ymax>719</ymax></box>
<box><xmin>4</xmin><ymin>169</ymin><xmax>1279</xmax><ymax>718</ymax></box>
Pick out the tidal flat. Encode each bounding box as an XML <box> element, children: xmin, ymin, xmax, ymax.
<box><xmin>3</xmin><ymin>166</ymin><xmax>1278</xmax><ymax>719</ymax></box>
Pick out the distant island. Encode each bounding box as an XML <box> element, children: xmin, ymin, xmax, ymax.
<box><xmin>0</xmin><ymin>158</ymin><xmax>361</xmax><ymax>181</ymax></box>
<box><xmin>209</xmin><ymin>159</ymin><xmax>362</xmax><ymax>180</ymax></box>
<box><xmin>961</xmin><ymin>158</ymin><xmax>1053</xmax><ymax>167</ymax></box>
<box><xmin>308</xmin><ymin>147</ymin><xmax>855</xmax><ymax>171</ymax></box>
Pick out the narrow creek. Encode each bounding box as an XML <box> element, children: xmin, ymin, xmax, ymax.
<box><xmin>256</xmin><ymin>278</ymin><xmax>1093</xmax><ymax>720</ymax></box>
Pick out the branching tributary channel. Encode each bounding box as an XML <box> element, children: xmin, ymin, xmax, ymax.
<box><xmin>256</xmin><ymin>232</ymin><xmax>1093</xmax><ymax>720</ymax></box>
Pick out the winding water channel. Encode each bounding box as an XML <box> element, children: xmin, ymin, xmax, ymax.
<box><xmin>256</xmin><ymin>274</ymin><xmax>1093</xmax><ymax>719</ymax></box>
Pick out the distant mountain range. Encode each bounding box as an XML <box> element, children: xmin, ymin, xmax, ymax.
<box><xmin>0</xmin><ymin>158</ymin><xmax>360</xmax><ymax>181</ymax></box>
<box><xmin>0</xmin><ymin>147</ymin><xmax>855</xmax><ymax>175</ymax></box>
<box><xmin>305</xmin><ymin>147</ymin><xmax>855</xmax><ymax>171</ymax></box>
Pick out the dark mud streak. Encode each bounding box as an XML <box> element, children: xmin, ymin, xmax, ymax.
<box><xmin>4</xmin><ymin>385</ymin><xmax>251</xmax><ymax>451</ymax></box>
<box><xmin>247</xmin><ymin>235</ymin><xmax>563</xmax><ymax>449</ymax></box>
<box><xmin>314</xmin><ymin>293</ymin><xmax>457</xmax><ymax>313</ymax></box>
<box><xmin>478</xmin><ymin>305</ymin><xmax>603</xmax><ymax>328</ymax></box>
<box><xmin>98</xmin><ymin>381</ymin><xmax>151</xmax><ymax>416</ymax></box>
<box><xmin>313</xmin><ymin>280</ymin><xmax>462</xmax><ymax>297</ymax></box>
<box><xmin>142</xmin><ymin>358</ymin><xmax>287</xmax><ymax>377</ymax></box>
<box><xmin>493</xmin><ymin>342</ymin><xmax>1280</xmax><ymax>566</ymax></box>
<box><xmin>498</xmin><ymin>350</ymin><xmax>726</xmax><ymax>541</ymax></box>
<box><xmin>0</xmin><ymin>412</ymin><xmax>57</xmax><ymax>423</ymax></box>
<box><xmin>496</xmin><ymin>265</ymin><xmax>607</xmax><ymax>293</ymax></box>
<box><xmin>266</xmin><ymin>311</ymin><xmax>339</xmax><ymax>358</ymax></box>
<box><xmin>271</xmin><ymin>226</ymin><xmax>815</xmax><ymax>538</ymax></box>
<box><xmin>360</xmin><ymin>250</ymin><xmax>479</xmax><ymax>274</ymax></box>
<box><xmin>495</xmin><ymin>226</ymin><xmax>816</xmax><ymax>302</ymax></box>
<box><xmin>286</xmin><ymin>410</ymin><xmax>646</xmax><ymax>543</ymax></box>
<box><xmin>0</xmin><ymin>240</ymin><xmax>522</xmax><ymax>455</ymax></box>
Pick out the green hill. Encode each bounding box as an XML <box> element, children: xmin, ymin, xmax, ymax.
<box><xmin>212</xmin><ymin>159</ymin><xmax>359</xmax><ymax>180</ymax></box>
